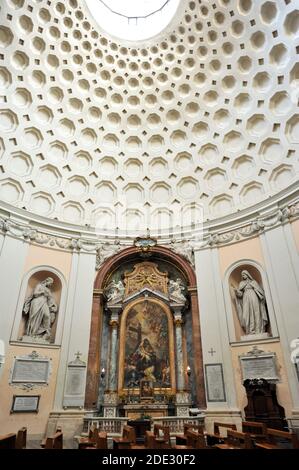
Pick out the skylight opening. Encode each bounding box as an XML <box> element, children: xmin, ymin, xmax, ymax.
<box><xmin>85</xmin><ymin>0</ymin><xmax>181</xmax><ymax>41</ymax></box>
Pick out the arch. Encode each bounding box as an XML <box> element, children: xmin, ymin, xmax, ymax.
<box><xmin>11</xmin><ymin>265</ymin><xmax>67</xmax><ymax>345</ymax></box>
<box><xmin>85</xmin><ymin>245</ymin><xmax>206</xmax><ymax>409</ymax></box>
<box><xmin>223</xmin><ymin>258</ymin><xmax>278</xmax><ymax>342</ymax></box>
<box><xmin>118</xmin><ymin>296</ymin><xmax>176</xmax><ymax>392</ymax></box>
<box><xmin>94</xmin><ymin>246</ymin><xmax>197</xmax><ymax>290</ymax></box>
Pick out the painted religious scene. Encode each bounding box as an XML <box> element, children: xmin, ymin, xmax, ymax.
<box><xmin>124</xmin><ymin>300</ymin><xmax>171</xmax><ymax>390</ymax></box>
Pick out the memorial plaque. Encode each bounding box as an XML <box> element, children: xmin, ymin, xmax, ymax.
<box><xmin>205</xmin><ymin>363</ymin><xmax>226</xmax><ymax>402</ymax></box>
<box><xmin>10</xmin><ymin>351</ymin><xmax>51</xmax><ymax>386</ymax></box>
<box><xmin>65</xmin><ymin>367</ymin><xmax>86</xmax><ymax>396</ymax></box>
<box><xmin>11</xmin><ymin>395</ymin><xmax>40</xmax><ymax>413</ymax></box>
<box><xmin>239</xmin><ymin>347</ymin><xmax>278</xmax><ymax>382</ymax></box>
<box><xmin>63</xmin><ymin>353</ymin><xmax>86</xmax><ymax>408</ymax></box>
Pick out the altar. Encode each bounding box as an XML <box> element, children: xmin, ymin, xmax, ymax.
<box><xmin>101</xmin><ymin>261</ymin><xmax>192</xmax><ymax>418</ymax></box>
<box><xmin>122</xmin><ymin>404</ymin><xmax>169</xmax><ymax>419</ymax></box>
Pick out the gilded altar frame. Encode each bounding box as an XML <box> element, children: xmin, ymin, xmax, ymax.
<box><xmin>118</xmin><ymin>297</ymin><xmax>176</xmax><ymax>394</ymax></box>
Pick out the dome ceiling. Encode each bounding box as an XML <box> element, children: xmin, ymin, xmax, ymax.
<box><xmin>0</xmin><ymin>0</ymin><xmax>298</xmax><ymax>236</ymax></box>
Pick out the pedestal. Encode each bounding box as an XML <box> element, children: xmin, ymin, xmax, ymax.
<box><xmin>176</xmin><ymin>391</ymin><xmax>191</xmax><ymax>417</ymax></box>
<box><xmin>103</xmin><ymin>392</ymin><xmax>118</xmax><ymax>417</ymax></box>
<box><xmin>241</xmin><ymin>333</ymin><xmax>270</xmax><ymax>341</ymax></box>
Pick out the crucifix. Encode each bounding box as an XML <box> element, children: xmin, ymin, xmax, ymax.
<box><xmin>208</xmin><ymin>348</ymin><xmax>216</xmax><ymax>357</ymax></box>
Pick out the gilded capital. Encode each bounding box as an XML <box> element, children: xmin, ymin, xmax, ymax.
<box><xmin>109</xmin><ymin>319</ymin><xmax>119</xmax><ymax>328</ymax></box>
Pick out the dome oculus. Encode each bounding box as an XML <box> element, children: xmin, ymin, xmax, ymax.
<box><xmin>85</xmin><ymin>0</ymin><xmax>181</xmax><ymax>41</ymax></box>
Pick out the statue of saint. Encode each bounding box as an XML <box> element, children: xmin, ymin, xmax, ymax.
<box><xmin>105</xmin><ymin>279</ymin><xmax>125</xmax><ymax>302</ymax></box>
<box><xmin>168</xmin><ymin>278</ymin><xmax>186</xmax><ymax>303</ymax></box>
<box><xmin>23</xmin><ymin>277</ymin><xmax>57</xmax><ymax>342</ymax></box>
<box><xmin>232</xmin><ymin>270</ymin><xmax>268</xmax><ymax>335</ymax></box>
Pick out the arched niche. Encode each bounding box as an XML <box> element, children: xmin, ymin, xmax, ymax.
<box><xmin>11</xmin><ymin>266</ymin><xmax>67</xmax><ymax>346</ymax></box>
<box><xmin>224</xmin><ymin>260</ymin><xmax>278</xmax><ymax>343</ymax></box>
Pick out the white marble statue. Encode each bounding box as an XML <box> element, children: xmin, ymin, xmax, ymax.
<box><xmin>105</xmin><ymin>279</ymin><xmax>125</xmax><ymax>302</ymax></box>
<box><xmin>23</xmin><ymin>277</ymin><xmax>57</xmax><ymax>342</ymax></box>
<box><xmin>168</xmin><ymin>278</ymin><xmax>186</xmax><ymax>303</ymax></box>
<box><xmin>169</xmin><ymin>239</ymin><xmax>194</xmax><ymax>266</ymax></box>
<box><xmin>95</xmin><ymin>241</ymin><xmax>122</xmax><ymax>270</ymax></box>
<box><xmin>232</xmin><ymin>270</ymin><xmax>268</xmax><ymax>335</ymax></box>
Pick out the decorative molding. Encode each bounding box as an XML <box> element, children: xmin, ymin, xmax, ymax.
<box><xmin>0</xmin><ymin>198</ymin><xmax>298</xmax><ymax>253</ymax></box>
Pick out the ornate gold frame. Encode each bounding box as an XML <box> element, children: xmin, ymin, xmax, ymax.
<box><xmin>118</xmin><ymin>297</ymin><xmax>176</xmax><ymax>393</ymax></box>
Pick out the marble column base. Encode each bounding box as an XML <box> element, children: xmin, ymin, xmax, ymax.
<box><xmin>175</xmin><ymin>391</ymin><xmax>191</xmax><ymax>417</ymax></box>
<box><xmin>103</xmin><ymin>392</ymin><xmax>118</xmax><ymax>418</ymax></box>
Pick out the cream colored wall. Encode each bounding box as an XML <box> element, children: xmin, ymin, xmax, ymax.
<box><xmin>0</xmin><ymin>244</ymin><xmax>72</xmax><ymax>437</ymax></box>
<box><xmin>291</xmin><ymin>220</ymin><xmax>299</xmax><ymax>252</ymax></box>
<box><xmin>231</xmin><ymin>341</ymin><xmax>293</xmax><ymax>419</ymax></box>
<box><xmin>23</xmin><ymin>244</ymin><xmax>72</xmax><ymax>280</ymax></box>
<box><xmin>0</xmin><ymin>344</ymin><xmax>60</xmax><ymax>436</ymax></box>
<box><xmin>218</xmin><ymin>236</ymin><xmax>265</xmax><ymax>276</ymax></box>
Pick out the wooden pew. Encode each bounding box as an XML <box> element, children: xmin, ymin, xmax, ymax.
<box><xmin>41</xmin><ymin>427</ymin><xmax>62</xmax><ymax>448</ymax></box>
<box><xmin>78</xmin><ymin>426</ymin><xmax>99</xmax><ymax>449</ymax></box>
<box><xmin>255</xmin><ymin>428</ymin><xmax>299</xmax><ymax>449</ymax></box>
<box><xmin>83</xmin><ymin>431</ymin><xmax>108</xmax><ymax>449</ymax></box>
<box><xmin>42</xmin><ymin>431</ymin><xmax>63</xmax><ymax>449</ymax></box>
<box><xmin>113</xmin><ymin>425</ymin><xmax>136</xmax><ymax>449</ymax></box>
<box><xmin>215</xmin><ymin>430</ymin><xmax>253</xmax><ymax>449</ymax></box>
<box><xmin>0</xmin><ymin>433</ymin><xmax>16</xmax><ymax>449</ymax></box>
<box><xmin>242</xmin><ymin>421</ymin><xmax>267</xmax><ymax>444</ymax></box>
<box><xmin>15</xmin><ymin>427</ymin><xmax>27</xmax><ymax>449</ymax></box>
<box><xmin>175</xmin><ymin>423</ymin><xmax>205</xmax><ymax>446</ymax></box>
<box><xmin>173</xmin><ymin>429</ymin><xmax>207</xmax><ymax>449</ymax></box>
<box><xmin>152</xmin><ymin>424</ymin><xmax>171</xmax><ymax>449</ymax></box>
<box><xmin>206</xmin><ymin>421</ymin><xmax>237</xmax><ymax>446</ymax></box>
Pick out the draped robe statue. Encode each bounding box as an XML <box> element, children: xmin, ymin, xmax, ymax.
<box><xmin>23</xmin><ymin>277</ymin><xmax>57</xmax><ymax>342</ymax></box>
<box><xmin>233</xmin><ymin>270</ymin><xmax>268</xmax><ymax>335</ymax></box>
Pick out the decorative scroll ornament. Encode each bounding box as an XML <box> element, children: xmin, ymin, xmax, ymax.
<box><xmin>95</xmin><ymin>241</ymin><xmax>123</xmax><ymax>270</ymax></box>
<box><xmin>168</xmin><ymin>239</ymin><xmax>194</xmax><ymax>266</ymax></box>
<box><xmin>124</xmin><ymin>262</ymin><xmax>168</xmax><ymax>296</ymax></box>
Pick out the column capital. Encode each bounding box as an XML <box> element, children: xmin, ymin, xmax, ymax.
<box><xmin>174</xmin><ymin>317</ymin><xmax>184</xmax><ymax>326</ymax></box>
<box><xmin>109</xmin><ymin>319</ymin><xmax>119</xmax><ymax>328</ymax></box>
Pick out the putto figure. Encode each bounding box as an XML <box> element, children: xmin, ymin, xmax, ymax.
<box><xmin>23</xmin><ymin>277</ymin><xmax>57</xmax><ymax>342</ymax></box>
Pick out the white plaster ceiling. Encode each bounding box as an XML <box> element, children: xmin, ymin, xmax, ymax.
<box><xmin>0</xmin><ymin>0</ymin><xmax>298</xmax><ymax>234</ymax></box>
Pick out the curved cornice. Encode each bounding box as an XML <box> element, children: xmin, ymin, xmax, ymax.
<box><xmin>0</xmin><ymin>187</ymin><xmax>298</xmax><ymax>254</ymax></box>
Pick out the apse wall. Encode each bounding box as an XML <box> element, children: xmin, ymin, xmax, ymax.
<box><xmin>0</xmin><ymin>0</ymin><xmax>298</xmax><ymax>236</ymax></box>
<box><xmin>0</xmin><ymin>217</ymin><xmax>299</xmax><ymax>438</ymax></box>
<box><xmin>0</xmin><ymin>0</ymin><xmax>299</xmax><ymax>442</ymax></box>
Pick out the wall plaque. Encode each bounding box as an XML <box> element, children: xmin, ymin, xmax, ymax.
<box><xmin>11</xmin><ymin>395</ymin><xmax>40</xmax><ymax>413</ymax></box>
<box><xmin>63</xmin><ymin>352</ymin><xmax>86</xmax><ymax>408</ymax></box>
<box><xmin>239</xmin><ymin>346</ymin><xmax>278</xmax><ymax>382</ymax></box>
<box><xmin>10</xmin><ymin>351</ymin><xmax>51</xmax><ymax>389</ymax></box>
<box><xmin>205</xmin><ymin>363</ymin><xmax>226</xmax><ymax>402</ymax></box>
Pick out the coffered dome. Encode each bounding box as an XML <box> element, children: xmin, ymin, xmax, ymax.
<box><xmin>0</xmin><ymin>0</ymin><xmax>298</xmax><ymax>237</ymax></box>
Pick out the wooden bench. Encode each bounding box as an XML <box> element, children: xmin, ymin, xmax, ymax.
<box><xmin>152</xmin><ymin>424</ymin><xmax>171</xmax><ymax>449</ymax></box>
<box><xmin>0</xmin><ymin>433</ymin><xmax>16</xmax><ymax>449</ymax></box>
<box><xmin>41</xmin><ymin>427</ymin><xmax>62</xmax><ymax>448</ymax></box>
<box><xmin>113</xmin><ymin>425</ymin><xmax>136</xmax><ymax>449</ymax></box>
<box><xmin>255</xmin><ymin>428</ymin><xmax>299</xmax><ymax>449</ymax></box>
<box><xmin>41</xmin><ymin>431</ymin><xmax>63</xmax><ymax>449</ymax></box>
<box><xmin>215</xmin><ymin>430</ymin><xmax>253</xmax><ymax>449</ymax></box>
<box><xmin>78</xmin><ymin>426</ymin><xmax>99</xmax><ymax>449</ymax></box>
<box><xmin>15</xmin><ymin>427</ymin><xmax>27</xmax><ymax>449</ymax></box>
<box><xmin>174</xmin><ymin>429</ymin><xmax>207</xmax><ymax>449</ymax></box>
<box><xmin>242</xmin><ymin>421</ymin><xmax>267</xmax><ymax>444</ymax></box>
<box><xmin>206</xmin><ymin>422</ymin><xmax>237</xmax><ymax>446</ymax></box>
<box><xmin>83</xmin><ymin>431</ymin><xmax>108</xmax><ymax>449</ymax></box>
<box><xmin>175</xmin><ymin>423</ymin><xmax>205</xmax><ymax>446</ymax></box>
